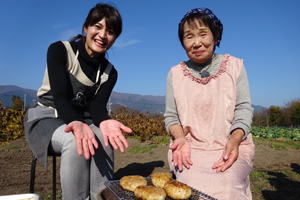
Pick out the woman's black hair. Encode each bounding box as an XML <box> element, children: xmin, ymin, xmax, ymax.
<box><xmin>70</xmin><ymin>3</ymin><xmax>122</xmax><ymax>42</ymax></box>
<box><xmin>178</xmin><ymin>13</ymin><xmax>223</xmax><ymax>49</ymax></box>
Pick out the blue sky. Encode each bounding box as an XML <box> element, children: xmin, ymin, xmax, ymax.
<box><xmin>0</xmin><ymin>0</ymin><xmax>299</xmax><ymax>108</ymax></box>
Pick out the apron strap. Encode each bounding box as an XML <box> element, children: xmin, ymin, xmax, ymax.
<box><xmin>95</xmin><ymin>62</ymin><xmax>113</xmax><ymax>95</ymax></box>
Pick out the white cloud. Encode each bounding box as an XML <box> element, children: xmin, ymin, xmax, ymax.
<box><xmin>55</xmin><ymin>28</ymin><xmax>141</xmax><ymax>47</ymax></box>
<box><xmin>60</xmin><ymin>29</ymin><xmax>81</xmax><ymax>40</ymax></box>
<box><xmin>113</xmin><ymin>39</ymin><xmax>142</xmax><ymax>49</ymax></box>
<box><xmin>53</xmin><ymin>24</ymin><xmax>62</xmax><ymax>29</ymax></box>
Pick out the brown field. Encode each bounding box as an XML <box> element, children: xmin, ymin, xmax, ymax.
<box><xmin>1</xmin><ymin>137</ymin><xmax>300</xmax><ymax>200</ymax></box>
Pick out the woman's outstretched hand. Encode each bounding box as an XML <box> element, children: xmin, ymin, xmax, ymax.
<box><xmin>64</xmin><ymin>121</ymin><xmax>98</xmax><ymax>160</ymax></box>
<box><xmin>100</xmin><ymin>119</ymin><xmax>132</xmax><ymax>153</ymax></box>
<box><xmin>168</xmin><ymin>124</ymin><xmax>193</xmax><ymax>171</ymax></box>
<box><xmin>169</xmin><ymin>137</ymin><xmax>193</xmax><ymax>171</ymax></box>
<box><xmin>212</xmin><ymin>128</ymin><xmax>244</xmax><ymax>172</ymax></box>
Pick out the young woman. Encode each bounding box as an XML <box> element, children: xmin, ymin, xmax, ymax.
<box><xmin>24</xmin><ymin>3</ymin><xmax>132</xmax><ymax>200</ymax></box>
<box><xmin>164</xmin><ymin>8</ymin><xmax>255</xmax><ymax>199</ymax></box>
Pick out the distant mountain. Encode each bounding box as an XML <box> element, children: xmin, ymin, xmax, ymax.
<box><xmin>0</xmin><ymin>85</ymin><xmax>266</xmax><ymax>113</ymax></box>
<box><xmin>0</xmin><ymin>85</ymin><xmax>38</xmax><ymax>108</ymax></box>
<box><xmin>109</xmin><ymin>92</ymin><xmax>165</xmax><ymax>114</ymax></box>
<box><xmin>0</xmin><ymin>85</ymin><xmax>165</xmax><ymax>113</ymax></box>
<box><xmin>252</xmin><ymin>105</ymin><xmax>267</xmax><ymax>113</ymax></box>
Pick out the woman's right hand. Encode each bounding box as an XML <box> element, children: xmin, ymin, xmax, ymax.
<box><xmin>64</xmin><ymin>121</ymin><xmax>98</xmax><ymax>160</ymax></box>
<box><xmin>169</xmin><ymin>137</ymin><xmax>193</xmax><ymax>171</ymax></box>
<box><xmin>169</xmin><ymin>124</ymin><xmax>193</xmax><ymax>171</ymax></box>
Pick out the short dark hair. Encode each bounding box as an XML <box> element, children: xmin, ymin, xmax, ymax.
<box><xmin>71</xmin><ymin>3</ymin><xmax>122</xmax><ymax>41</ymax></box>
<box><xmin>178</xmin><ymin>13</ymin><xmax>223</xmax><ymax>49</ymax></box>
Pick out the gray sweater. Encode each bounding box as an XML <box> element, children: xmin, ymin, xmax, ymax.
<box><xmin>164</xmin><ymin>54</ymin><xmax>253</xmax><ymax>140</ymax></box>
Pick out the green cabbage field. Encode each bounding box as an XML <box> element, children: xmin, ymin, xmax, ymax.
<box><xmin>251</xmin><ymin>126</ymin><xmax>300</xmax><ymax>141</ymax></box>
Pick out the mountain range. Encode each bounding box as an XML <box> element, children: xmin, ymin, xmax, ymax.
<box><xmin>0</xmin><ymin>85</ymin><xmax>266</xmax><ymax>114</ymax></box>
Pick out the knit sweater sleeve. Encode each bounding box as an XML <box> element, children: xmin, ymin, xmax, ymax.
<box><xmin>164</xmin><ymin>70</ymin><xmax>181</xmax><ymax>134</ymax></box>
<box><xmin>47</xmin><ymin>41</ymin><xmax>85</xmax><ymax>124</ymax></box>
<box><xmin>229</xmin><ymin>64</ymin><xmax>254</xmax><ymax>140</ymax></box>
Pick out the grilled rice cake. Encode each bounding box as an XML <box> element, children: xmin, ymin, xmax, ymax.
<box><xmin>134</xmin><ymin>185</ymin><xmax>167</xmax><ymax>200</ymax></box>
<box><xmin>151</xmin><ymin>172</ymin><xmax>171</xmax><ymax>188</ymax></box>
<box><xmin>164</xmin><ymin>180</ymin><xmax>191</xmax><ymax>200</ymax></box>
<box><xmin>120</xmin><ymin>175</ymin><xmax>147</xmax><ymax>192</ymax></box>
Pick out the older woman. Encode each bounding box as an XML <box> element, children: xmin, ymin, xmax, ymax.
<box><xmin>164</xmin><ymin>8</ymin><xmax>255</xmax><ymax>199</ymax></box>
<box><xmin>25</xmin><ymin>3</ymin><xmax>132</xmax><ymax>200</ymax></box>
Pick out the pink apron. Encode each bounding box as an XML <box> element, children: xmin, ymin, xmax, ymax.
<box><xmin>168</xmin><ymin>54</ymin><xmax>255</xmax><ymax>200</ymax></box>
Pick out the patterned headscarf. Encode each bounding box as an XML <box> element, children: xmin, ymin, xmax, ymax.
<box><xmin>180</xmin><ymin>8</ymin><xmax>223</xmax><ymax>47</ymax></box>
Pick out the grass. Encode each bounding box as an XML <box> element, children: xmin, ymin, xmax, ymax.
<box><xmin>284</xmin><ymin>140</ymin><xmax>300</xmax><ymax>149</ymax></box>
<box><xmin>158</xmin><ymin>137</ymin><xmax>171</xmax><ymax>144</ymax></box>
<box><xmin>271</xmin><ymin>144</ymin><xmax>287</xmax><ymax>150</ymax></box>
<box><xmin>250</xmin><ymin>170</ymin><xmax>300</xmax><ymax>200</ymax></box>
<box><xmin>253</xmin><ymin>136</ymin><xmax>300</xmax><ymax>150</ymax></box>
<box><xmin>128</xmin><ymin>144</ymin><xmax>158</xmax><ymax>154</ymax></box>
<box><xmin>4</xmin><ymin>145</ymin><xmax>19</xmax><ymax>150</ymax></box>
<box><xmin>128</xmin><ymin>146</ymin><xmax>145</xmax><ymax>154</ymax></box>
<box><xmin>43</xmin><ymin>193</ymin><xmax>62</xmax><ymax>200</ymax></box>
<box><xmin>250</xmin><ymin>137</ymin><xmax>300</xmax><ymax>199</ymax></box>
<box><xmin>127</xmin><ymin>136</ymin><xmax>170</xmax><ymax>155</ymax></box>
<box><xmin>151</xmin><ymin>136</ymin><xmax>171</xmax><ymax>145</ymax></box>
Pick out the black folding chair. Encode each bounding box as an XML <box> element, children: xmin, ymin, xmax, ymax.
<box><xmin>30</xmin><ymin>153</ymin><xmax>61</xmax><ymax>199</ymax></box>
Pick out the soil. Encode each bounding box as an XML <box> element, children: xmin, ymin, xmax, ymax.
<box><xmin>1</xmin><ymin>137</ymin><xmax>300</xmax><ymax>199</ymax></box>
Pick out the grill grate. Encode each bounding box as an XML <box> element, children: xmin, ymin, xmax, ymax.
<box><xmin>104</xmin><ymin>177</ymin><xmax>217</xmax><ymax>200</ymax></box>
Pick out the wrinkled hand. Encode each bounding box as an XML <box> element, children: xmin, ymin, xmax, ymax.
<box><xmin>169</xmin><ymin>137</ymin><xmax>193</xmax><ymax>171</ymax></box>
<box><xmin>100</xmin><ymin>119</ymin><xmax>132</xmax><ymax>153</ymax></box>
<box><xmin>64</xmin><ymin>121</ymin><xmax>98</xmax><ymax>160</ymax></box>
<box><xmin>212</xmin><ymin>139</ymin><xmax>239</xmax><ymax>172</ymax></box>
<box><xmin>212</xmin><ymin>129</ymin><xmax>244</xmax><ymax>172</ymax></box>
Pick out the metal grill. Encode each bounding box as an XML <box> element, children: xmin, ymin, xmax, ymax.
<box><xmin>104</xmin><ymin>177</ymin><xmax>217</xmax><ymax>200</ymax></box>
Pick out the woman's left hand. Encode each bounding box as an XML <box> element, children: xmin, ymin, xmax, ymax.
<box><xmin>100</xmin><ymin>119</ymin><xmax>132</xmax><ymax>153</ymax></box>
<box><xmin>212</xmin><ymin>129</ymin><xmax>244</xmax><ymax>172</ymax></box>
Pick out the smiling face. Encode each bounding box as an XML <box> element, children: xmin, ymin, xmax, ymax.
<box><xmin>183</xmin><ymin>20</ymin><xmax>216</xmax><ymax>64</ymax></box>
<box><xmin>84</xmin><ymin>17</ymin><xmax>116</xmax><ymax>58</ymax></box>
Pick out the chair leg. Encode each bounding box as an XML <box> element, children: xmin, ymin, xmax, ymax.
<box><xmin>30</xmin><ymin>156</ymin><xmax>37</xmax><ymax>193</ymax></box>
<box><xmin>30</xmin><ymin>155</ymin><xmax>58</xmax><ymax>199</ymax></box>
<box><xmin>53</xmin><ymin>156</ymin><xmax>56</xmax><ymax>200</ymax></box>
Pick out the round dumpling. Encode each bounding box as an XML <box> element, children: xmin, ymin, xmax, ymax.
<box><xmin>120</xmin><ymin>175</ymin><xmax>147</xmax><ymax>192</ymax></box>
<box><xmin>164</xmin><ymin>180</ymin><xmax>192</xmax><ymax>199</ymax></box>
<box><xmin>151</xmin><ymin>172</ymin><xmax>171</xmax><ymax>188</ymax></box>
<box><xmin>134</xmin><ymin>185</ymin><xmax>167</xmax><ymax>200</ymax></box>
